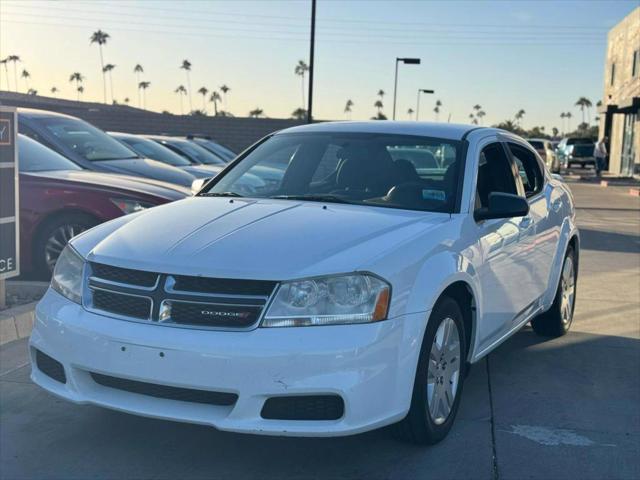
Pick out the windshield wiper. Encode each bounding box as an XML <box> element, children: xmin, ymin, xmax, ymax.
<box><xmin>270</xmin><ymin>194</ymin><xmax>354</xmax><ymax>204</ymax></box>
<box><xmin>198</xmin><ymin>191</ymin><xmax>244</xmax><ymax>198</ymax></box>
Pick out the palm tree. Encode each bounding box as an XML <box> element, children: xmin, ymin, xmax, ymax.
<box><xmin>133</xmin><ymin>64</ymin><xmax>144</xmax><ymax>107</ymax></box>
<box><xmin>0</xmin><ymin>58</ymin><xmax>9</xmax><ymax>91</ymax></box>
<box><xmin>575</xmin><ymin>97</ymin><xmax>593</xmax><ymax>124</ymax></box>
<box><xmin>560</xmin><ymin>112</ymin><xmax>566</xmax><ymax>134</ymax></box>
<box><xmin>103</xmin><ymin>64</ymin><xmax>116</xmax><ymax>103</ymax></box>
<box><xmin>434</xmin><ymin>100</ymin><xmax>442</xmax><ymax>121</ymax></box>
<box><xmin>209</xmin><ymin>91</ymin><xmax>221</xmax><ymax>116</ymax></box>
<box><xmin>565</xmin><ymin>112</ymin><xmax>572</xmax><ymax>132</ymax></box>
<box><xmin>174</xmin><ymin>85</ymin><xmax>187</xmax><ymax>114</ymax></box>
<box><xmin>197</xmin><ymin>87</ymin><xmax>209</xmax><ymax>113</ymax></box>
<box><xmin>514</xmin><ymin>109</ymin><xmax>526</xmax><ymax>126</ymax></box>
<box><xmin>344</xmin><ymin>99</ymin><xmax>354</xmax><ymax>119</ymax></box>
<box><xmin>138</xmin><ymin>81</ymin><xmax>150</xmax><ymax>109</ymax></box>
<box><xmin>27</xmin><ymin>88</ymin><xmax>38</xmax><ymax>95</ymax></box>
<box><xmin>469</xmin><ymin>113</ymin><xmax>478</xmax><ymax>125</ymax></box>
<box><xmin>552</xmin><ymin>127</ymin><xmax>559</xmax><ymax>138</ymax></box>
<box><xmin>7</xmin><ymin>55</ymin><xmax>20</xmax><ymax>92</ymax></box>
<box><xmin>20</xmin><ymin>69</ymin><xmax>30</xmax><ymax>92</ymax></box>
<box><xmin>374</xmin><ymin>99</ymin><xmax>383</xmax><ymax>114</ymax></box>
<box><xmin>50</xmin><ymin>86</ymin><xmax>58</xmax><ymax>97</ymax></box>
<box><xmin>476</xmin><ymin>110</ymin><xmax>486</xmax><ymax>125</ymax></box>
<box><xmin>291</xmin><ymin>108</ymin><xmax>307</xmax><ymax>120</ymax></box>
<box><xmin>249</xmin><ymin>108</ymin><xmax>264</xmax><ymax>118</ymax></box>
<box><xmin>473</xmin><ymin>104</ymin><xmax>482</xmax><ymax>114</ymax></box>
<box><xmin>179</xmin><ymin>60</ymin><xmax>193</xmax><ymax>112</ymax></box>
<box><xmin>294</xmin><ymin>60</ymin><xmax>309</xmax><ymax>108</ymax></box>
<box><xmin>77</xmin><ymin>85</ymin><xmax>84</xmax><ymax>100</ymax></box>
<box><xmin>377</xmin><ymin>89</ymin><xmax>385</xmax><ymax>100</ymax></box>
<box><xmin>219</xmin><ymin>84</ymin><xmax>230</xmax><ymax>112</ymax></box>
<box><xmin>407</xmin><ymin>108</ymin><xmax>415</xmax><ymax>120</ymax></box>
<box><xmin>123</xmin><ymin>97</ymin><xmax>130</xmax><ymax>104</ymax></box>
<box><xmin>69</xmin><ymin>72</ymin><xmax>84</xmax><ymax>100</ymax></box>
<box><xmin>90</xmin><ymin>30</ymin><xmax>110</xmax><ymax>103</ymax></box>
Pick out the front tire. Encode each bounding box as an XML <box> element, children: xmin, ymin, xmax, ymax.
<box><xmin>531</xmin><ymin>246</ymin><xmax>577</xmax><ymax>337</ymax></box>
<box><xmin>395</xmin><ymin>296</ymin><xmax>466</xmax><ymax>444</ymax></box>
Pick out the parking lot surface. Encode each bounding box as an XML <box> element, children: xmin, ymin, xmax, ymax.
<box><xmin>1</xmin><ymin>178</ymin><xmax>639</xmax><ymax>480</ymax></box>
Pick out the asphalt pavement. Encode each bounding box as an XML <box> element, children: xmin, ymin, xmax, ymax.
<box><xmin>1</xmin><ymin>174</ymin><xmax>638</xmax><ymax>480</ymax></box>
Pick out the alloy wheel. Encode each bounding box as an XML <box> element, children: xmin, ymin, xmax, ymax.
<box><xmin>44</xmin><ymin>224</ymin><xmax>87</xmax><ymax>273</ymax></box>
<box><xmin>560</xmin><ymin>255</ymin><xmax>576</xmax><ymax>327</ymax></box>
<box><xmin>427</xmin><ymin>317</ymin><xmax>461</xmax><ymax>425</ymax></box>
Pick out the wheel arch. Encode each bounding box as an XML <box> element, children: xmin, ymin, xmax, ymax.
<box><xmin>434</xmin><ymin>280</ymin><xmax>477</xmax><ymax>364</ymax></box>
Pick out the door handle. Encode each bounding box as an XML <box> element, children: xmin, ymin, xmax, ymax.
<box><xmin>519</xmin><ymin>216</ymin><xmax>533</xmax><ymax>229</ymax></box>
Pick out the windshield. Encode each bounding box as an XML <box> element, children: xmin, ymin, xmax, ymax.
<box><xmin>36</xmin><ymin>116</ymin><xmax>138</xmax><ymax>161</ymax></box>
<box><xmin>572</xmin><ymin>144</ymin><xmax>595</xmax><ymax>156</ymax></box>
<box><xmin>202</xmin><ymin>132</ymin><xmax>461</xmax><ymax>213</ymax></box>
<box><xmin>193</xmin><ymin>138</ymin><xmax>236</xmax><ymax>161</ymax></box>
<box><xmin>118</xmin><ymin>136</ymin><xmax>191</xmax><ymax>167</ymax></box>
<box><xmin>18</xmin><ymin>134</ymin><xmax>82</xmax><ymax>172</ymax></box>
<box><xmin>162</xmin><ymin>139</ymin><xmax>226</xmax><ymax>165</ymax></box>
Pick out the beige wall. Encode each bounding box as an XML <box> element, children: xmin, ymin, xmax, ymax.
<box><xmin>600</xmin><ymin>7</ymin><xmax>640</xmax><ymax>175</ymax></box>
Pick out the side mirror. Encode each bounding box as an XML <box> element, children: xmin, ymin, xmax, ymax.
<box><xmin>474</xmin><ymin>192</ymin><xmax>529</xmax><ymax>221</ymax></box>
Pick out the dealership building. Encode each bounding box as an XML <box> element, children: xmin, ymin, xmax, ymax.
<box><xmin>599</xmin><ymin>7</ymin><xmax>639</xmax><ymax>177</ymax></box>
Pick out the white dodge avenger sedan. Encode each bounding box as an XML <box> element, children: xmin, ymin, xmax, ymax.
<box><xmin>30</xmin><ymin>122</ymin><xmax>578</xmax><ymax>444</ymax></box>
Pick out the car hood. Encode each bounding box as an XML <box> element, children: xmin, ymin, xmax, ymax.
<box><xmin>96</xmin><ymin>159</ymin><xmax>196</xmax><ymax>186</ymax></box>
<box><xmin>73</xmin><ymin>197</ymin><xmax>450</xmax><ymax>280</ymax></box>
<box><xmin>25</xmin><ymin>170</ymin><xmax>190</xmax><ymax>200</ymax></box>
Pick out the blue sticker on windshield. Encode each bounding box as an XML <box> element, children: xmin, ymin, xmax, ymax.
<box><xmin>422</xmin><ymin>189</ymin><xmax>446</xmax><ymax>202</ymax></box>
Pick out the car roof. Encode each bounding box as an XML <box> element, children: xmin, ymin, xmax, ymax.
<box><xmin>277</xmin><ymin>121</ymin><xmax>495</xmax><ymax>141</ymax></box>
<box><xmin>145</xmin><ymin>134</ymin><xmax>185</xmax><ymax>143</ymax></box>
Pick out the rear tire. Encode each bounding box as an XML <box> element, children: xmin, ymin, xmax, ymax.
<box><xmin>34</xmin><ymin>213</ymin><xmax>98</xmax><ymax>278</ymax></box>
<box><xmin>531</xmin><ymin>246</ymin><xmax>577</xmax><ymax>337</ymax></box>
<box><xmin>395</xmin><ymin>296</ymin><xmax>466</xmax><ymax>444</ymax></box>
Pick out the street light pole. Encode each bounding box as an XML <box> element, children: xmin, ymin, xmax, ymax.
<box><xmin>307</xmin><ymin>0</ymin><xmax>316</xmax><ymax>124</ymax></box>
<box><xmin>392</xmin><ymin>57</ymin><xmax>420</xmax><ymax>120</ymax></box>
<box><xmin>416</xmin><ymin>88</ymin><xmax>434</xmax><ymax>121</ymax></box>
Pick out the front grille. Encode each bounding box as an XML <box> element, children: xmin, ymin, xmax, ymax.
<box><xmin>172</xmin><ymin>275</ymin><xmax>276</xmax><ymax>296</ymax></box>
<box><xmin>91</xmin><ymin>262</ymin><xmax>157</xmax><ymax>287</ymax></box>
<box><xmin>36</xmin><ymin>350</ymin><xmax>66</xmax><ymax>384</ymax></box>
<box><xmin>261</xmin><ymin>395</ymin><xmax>345</xmax><ymax>421</ymax></box>
<box><xmin>87</xmin><ymin>262</ymin><xmax>277</xmax><ymax>329</ymax></box>
<box><xmin>90</xmin><ymin>372</ymin><xmax>238</xmax><ymax>406</ymax></box>
<box><xmin>92</xmin><ymin>289</ymin><xmax>151</xmax><ymax>320</ymax></box>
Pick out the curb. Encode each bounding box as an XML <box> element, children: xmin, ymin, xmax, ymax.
<box><xmin>0</xmin><ymin>301</ymin><xmax>37</xmax><ymax>346</ymax></box>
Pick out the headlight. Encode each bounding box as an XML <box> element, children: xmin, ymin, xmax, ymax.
<box><xmin>51</xmin><ymin>245</ymin><xmax>84</xmax><ymax>304</ymax></box>
<box><xmin>110</xmin><ymin>198</ymin><xmax>153</xmax><ymax>215</ymax></box>
<box><xmin>262</xmin><ymin>273</ymin><xmax>390</xmax><ymax>327</ymax></box>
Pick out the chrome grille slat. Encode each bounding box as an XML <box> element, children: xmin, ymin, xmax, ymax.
<box><xmin>85</xmin><ymin>262</ymin><xmax>278</xmax><ymax>330</ymax></box>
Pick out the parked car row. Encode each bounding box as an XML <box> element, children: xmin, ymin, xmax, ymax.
<box><xmin>16</xmin><ymin>108</ymin><xmax>237</xmax><ymax>277</ymax></box>
<box><xmin>527</xmin><ymin>136</ymin><xmax>595</xmax><ymax>173</ymax></box>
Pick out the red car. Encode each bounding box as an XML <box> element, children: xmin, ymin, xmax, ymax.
<box><xmin>18</xmin><ymin>134</ymin><xmax>189</xmax><ymax>276</ymax></box>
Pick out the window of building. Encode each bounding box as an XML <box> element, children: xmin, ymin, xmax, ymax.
<box><xmin>632</xmin><ymin>50</ymin><xmax>639</xmax><ymax>77</ymax></box>
<box><xmin>611</xmin><ymin>63</ymin><xmax>616</xmax><ymax>86</ymax></box>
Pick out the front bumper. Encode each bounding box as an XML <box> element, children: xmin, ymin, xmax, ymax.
<box><xmin>29</xmin><ymin>289</ymin><xmax>428</xmax><ymax>437</ymax></box>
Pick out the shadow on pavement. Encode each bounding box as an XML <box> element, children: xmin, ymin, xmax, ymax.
<box><xmin>579</xmin><ymin>227</ymin><xmax>640</xmax><ymax>254</ymax></box>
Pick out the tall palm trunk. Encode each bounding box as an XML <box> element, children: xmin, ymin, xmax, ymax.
<box><xmin>136</xmin><ymin>72</ymin><xmax>141</xmax><ymax>107</ymax></box>
<box><xmin>99</xmin><ymin>44</ymin><xmax>106</xmax><ymax>103</ymax></box>
<box><xmin>109</xmin><ymin>70</ymin><xmax>114</xmax><ymax>103</ymax></box>
<box><xmin>179</xmin><ymin>95</ymin><xmax>184</xmax><ymax>115</ymax></box>
<box><xmin>300</xmin><ymin>73</ymin><xmax>305</xmax><ymax>108</ymax></box>
<box><xmin>186</xmin><ymin>72</ymin><xmax>192</xmax><ymax>113</ymax></box>
<box><xmin>202</xmin><ymin>95</ymin><xmax>206</xmax><ymax>112</ymax></box>
<box><xmin>12</xmin><ymin>64</ymin><xmax>18</xmax><ymax>92</ymax></box>
<box><xmin>213</xmin><ymin>98</ymin><xmax>218</xmax><ymax>115</ymax></box>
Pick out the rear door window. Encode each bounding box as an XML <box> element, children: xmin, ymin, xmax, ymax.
<box><xmin>507</xmin><ymin>143</ymin><xmax>544</xmax><ymax>197</ymax></box>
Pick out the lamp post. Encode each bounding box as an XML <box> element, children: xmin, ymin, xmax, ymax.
<box><xmin>392</xmin><ymin>57</ymin><xmax>420</xmax><ymax>120</ymax></box>
<box><xmin>307</xmin><ymin>0</ymin><xmax>316</xmax><ymax>124</ymax></box>
<box><xmin>416</xmin><ymin>88</ymin><xmax>434</xmax><ymax>121</ymax></box>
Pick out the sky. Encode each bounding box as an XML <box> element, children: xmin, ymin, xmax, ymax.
<box><xmin>0</xmin><ymin>0</ymin><xmax>638</xmax><ymax>131</ymax></box>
